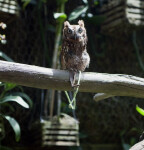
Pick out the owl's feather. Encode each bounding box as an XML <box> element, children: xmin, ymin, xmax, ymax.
<box><xmin>61</xmin><ymin>20</ymin><xmax>90</xmax><ymax>86</ymax></box>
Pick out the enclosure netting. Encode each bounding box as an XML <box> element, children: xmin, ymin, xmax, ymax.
<box><xmin>1</xmin><ymin>0</ymin><xmax>144</xmax><ymax>146</ymax></box>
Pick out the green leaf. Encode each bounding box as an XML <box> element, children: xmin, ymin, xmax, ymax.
<box><xmin>122</xmin><ymin>143</ymin><xmax>131</xmax><ymax>150</ymax></box>
<box><xmin>1</xmin><ymin>115</ymin><xmax>21</xmax><ymax>142</ymax></box>
<box><xmin>130</xmin><ymin>137</ymin><xmax>136</xmax><ymax>146</ymax></box>
<box><xmin>0</xmin><ymin>51</ymin><xmax>14</xmax><ymax>62</ymax></box>
<box><xmin>0</xmin><ymin>81</ymin><xmax>4</xmax><ymax>86</ymax></box>
<box><xmin>22</xmin><ymin>0</ymin><xmax>31</xmax><ymax>9</ymax></box>
<box><xmin>121</xmin><ymin>139</ymin><xmax>131</xmax><ymax>150</ymax></box>
<box><xmin>4</xmin><ymin>83</ymin><xmax>17</xmax><ymax>91</ymax></box>
<box><xmin>136</xmin><ymin>105</ymin><xmax>144</xmax><ymax>116</ymax></box>
<box><xmin>0</xmin><ymin>96</ymin><xmax>29</xmax><ymax>109</ymax></box>
<box><xmin>82</xmin><ymin>0</ymin><xmax>88</xmax><ymax>4</ymax></box>
<box><xmin>68</xmin><ymin>5</ymin><xmax>88</xmax><ymax>21</ymax></box>
<box><xmin>54</xmin><ymin>13</ymin><xmax>67</xmax><ymax>22</ymax></box>
<box><xmin>11</xmin><ymin>92</ymin><xmax>33</xmax><ymax>108</ymax></box>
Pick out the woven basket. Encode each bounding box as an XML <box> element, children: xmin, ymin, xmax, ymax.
<box><xmin>100</xmin><ymin>0</ymin><xmax>144</xmax><ymax>34</ymax></box>
<box><xmin>0</xmin><ymin>0</ymin><xmax>19</xmax><ymax>23</ymax></box>
<box><xmin>31</xmin><ymin>114</ymin><xmax>79</xmax><ymax>147</ymax></box>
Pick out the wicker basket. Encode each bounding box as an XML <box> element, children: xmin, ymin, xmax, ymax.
<box><xmin>0</xmin><ymin>0</ymin><xmax>19</xmax><ymax>23</ymax></box>
<box><xmin>100</xmin><ymin>0</ymin><xmax>144</xmax><ymax>34</ymax></box>
<box><xmin>31</xmin><ymin>114</ymin><xmax>79</xmax><ymax>147</ymax></box>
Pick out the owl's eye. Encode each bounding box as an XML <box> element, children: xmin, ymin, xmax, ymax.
<box><xmin>78</xmin><ymin>27</ymin><xmax>83</xmax><ymax>33</ymax></box>
<box><xmin>67</xmin><ymin>28</ymin><xmax>72</xmax><ymax>34</ymax></box>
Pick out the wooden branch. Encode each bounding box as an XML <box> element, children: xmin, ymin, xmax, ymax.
<box><xmin>129</xmin><ymin>139</ymin><xmax>144</xmax><ymax>150</ymax></box>
<box><xmin>93</xmin><ymin>93</ymin><xmax>114</xmax><ymax>102</ymax></box>
<box><xmin>1</xmin><ymin>60</ymin><xmax>144</xmax><ymax>99</ymax></box>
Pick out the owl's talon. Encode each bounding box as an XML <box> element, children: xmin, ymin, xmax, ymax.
<box><xmin>72</xmin><ymin>84</ymin><xmax>80</xmax><ymax>88</ymax></box>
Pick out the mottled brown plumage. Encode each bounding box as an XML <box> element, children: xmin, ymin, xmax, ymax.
<box><xmin>61</xmin><ymin>20</ymin><xmax>90</xmax><ymax>87</ymax></box>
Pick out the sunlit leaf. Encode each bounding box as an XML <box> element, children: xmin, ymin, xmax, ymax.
<box><xmin>136</xmin><ymin>105</ymin><xmax>144</xmax><ymax>116</ymax></box>
<box><xmin>0</xmin><ymin>51</ymin><xmax>14</xmax><ymax>62</ymax></box>
<box><xmin>1</xmin><ymin>115</ymin><xmax>21</xmax><ymax>142</ymax></box>
<box><xmin>11</xmin><ymin>92</ymin><xmax>33</xmax><ymax>108</ymax></box>
<box><xmin>4</xmin><ymin>83</ymin><xmax>17</xmax><ymax>91</ymax></box>
<box><xmin>68</xmin><ymin>5</ymin><xmax>88</xmax><ymax>21</ymax></box>
<box><xmin>82</xmin><ymin>0</ymin><xmax>88</xmax><ymax>4</ymax></box>
<box><xmin>54</xmin><ymin>13</ymin><xmax>67</xmax><ymax>22</ymax></box>
<box><xmin>0</xmin><ymin>81</ymin><xmax>4</xmax><ymax>86</ymax></box>
<box><xmin>0</xmin><ymin>96</ymin><xmax>29</xmax><ymax>108</ymax></box>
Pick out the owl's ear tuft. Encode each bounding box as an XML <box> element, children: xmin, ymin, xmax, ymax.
<box><xmin>64</xmin><ymin>21</ymin><xmax>70</xmax><ymax>27</ymax></box>
<box><xmin>78</xmin><ymin>20</ymin><xmax>84</xmax><ymax>27</ymax></box>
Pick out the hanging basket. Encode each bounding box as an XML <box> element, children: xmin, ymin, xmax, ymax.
<box><xmin>0</xmin><ymin>0</ymin><xmax>19</xmax><ymax>23</ymax></box>
<box><xmin>100</xmin><ymin>0</ymin><xmax>144</xmax><ymax>34</ymax></box>
<box><xmin>31</xmin><ymin>114</ymin><xmax>79</xmax><ymax>147</ymax></box>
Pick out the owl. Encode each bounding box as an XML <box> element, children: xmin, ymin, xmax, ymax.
<box><xmin>61</xmin><ymin>20</ymin><xmax>90</xmax><ymax>87</ymax></box>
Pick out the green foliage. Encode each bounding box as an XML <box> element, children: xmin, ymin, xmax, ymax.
<box><xmin>68</xmin><ymin>5</ymin><xmax>88</xmax><ymax>21</ymax></box>
<box><xmin>120</xmin><ymin>128</ymin><xmax>140</xmax><ymax>150</ymax></box>
<box><xmin>11</xmin><ymin>92</ymin><xmax>33</xmax><ymax>108</ymax></box>
<box><xmin>136</xmin><ymin>105</ymin><xmax>144</xmax><ymax>116</ymax></box>
<box><xmin>0</xmin><ymin>51</ymin><xmax>13</xmax><ymax>62</ymax></box>
<box><xmin>122</xmin><ymin>142</ymin><xmax>131</xmax><ymax>150</ymax></box>
<box><xmin>0</xmin><ymin>115</ymin><xmax>21</xmax><ymax>142</ymax></box>
<box><xmin>82</xmin><ymin>0</ymin><xmax>88</xmax><ymax>4</ymax></box>
<box><xmin>4</xmin><ymin>83</ymin><xmax>17</xmax><ymax>92</ymax></box>
<box><xmin>67</xmin><ymin>0</ymin><xmax>105</xmax><ymax>27</ymax></box>
<box><xmin>22</xmin><ymin>0</ymin><xmax>31</xmax><ymax>9</ymax></box>
<box><xmin>0</xmin><ymin>52</ymin><xmax>33</xmax><ymax>143</ymax></box>
<box><xmin>54</xmin><ymin>13</ymin><xmax>67</xmax><ymax>23</ymax></box>
<box><xmin>0</xmin><ymin>96</ymin><xmax>29</xmax><ymax>109</ymax></box>
<box><xmin>21</xmin><ymin>0</ymin><xmax>37</xmax><ymax>9</ymax></box>
<box><xmin>0</xmin><ymin>82</ymin><xmax>33</xmax><ymax>142</ymax></box>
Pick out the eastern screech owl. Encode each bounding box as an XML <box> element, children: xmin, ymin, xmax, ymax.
<box><xmin>61</xmin><ymin>20</ymin><xmax>90</xmax><ymax>87</ymax></box>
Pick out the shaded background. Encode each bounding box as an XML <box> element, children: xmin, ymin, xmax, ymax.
<box><xmin>1</xmin><ymin>0</ymin><xmax>144</xmax><ymax>150</ymax></box>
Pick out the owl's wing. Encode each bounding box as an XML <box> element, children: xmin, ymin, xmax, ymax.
<box><xmin>60</xmin><ymin>48</ymin><xmax>66</xmax><ymax>70</ymax></box>
<box><xmin>86</xmin><ymin>52</ymin><xmax>90</xmax><ymax>68</ymax></box>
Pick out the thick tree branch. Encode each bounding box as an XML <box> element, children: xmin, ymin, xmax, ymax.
<box><xmin>0</xmin><ymin>60</ymin><xmax>144</xmax><ymax>99</ymax></box>
<box><xmin>93</xmin><ymin>93</ymin><xmax>114</xmax><ymax>101</ymax></box>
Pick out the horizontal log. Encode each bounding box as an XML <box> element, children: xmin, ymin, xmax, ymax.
<box><xmin>1</xmin><ymin>61</ymin><xmax>144</xmax><ymax>99</ymax></box>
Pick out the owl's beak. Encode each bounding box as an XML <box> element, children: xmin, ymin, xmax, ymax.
<box><xmin>74</xmin><ymin>34</ymin><xmax>80</xmax><ymax>41</ymax></box>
